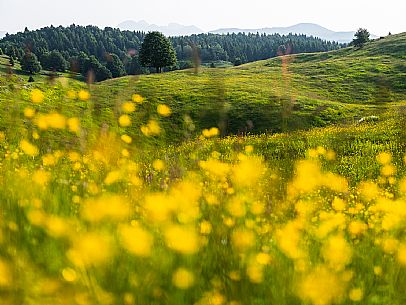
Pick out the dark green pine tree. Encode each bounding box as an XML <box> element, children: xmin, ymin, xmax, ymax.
<box><xmin>42</xmin><ymin>50</ymin><xmax>68</xmax><ymax>72</ymax></box>
<box><xmin>352</xmin><ymin>28</ymin><xmax>370</xmax><ymax>48</ymax></box>
<box><xmin>139</xmin><ymin>32</ymin><xmax>177</xmax><ymax>73</ymax></box>
<box><xmin>126</xmin><ymin>55</ymin><xmax>143</xmax><ymax>75</ymax></box>
<box><xmin>20</xmin><ymin>52</ymin><xmax>42</xmax><ymax>74</ymax></box>
<box><xmin>106</xmin><ymin>53</ymin><xmax>126</xmax><ymax>78</ymax></box>
<box><xmin>83</xmin><ymin>55</ymin><xmax>112</xmax><ymax>82</ymax></box>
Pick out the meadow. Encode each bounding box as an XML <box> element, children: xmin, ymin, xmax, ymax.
<box><xmin>0</xmin><ymin>33</ymin><xmax>406</xmax><ymax>305</ymax></box>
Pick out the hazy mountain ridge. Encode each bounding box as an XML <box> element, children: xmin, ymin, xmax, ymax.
<box><xmin>117</xmin><ymin>20</ymin><xmax>203</xmax><ymax>36</ymax></box>
<box><xmin>210</xmin><ymin>23</ymin><xmax>377</xmax><ymax>43</ymax></box>
<box><xmin>117</xmin><ymin>21</ymin><xmax>376</xmax><ymax>43</ymax></box>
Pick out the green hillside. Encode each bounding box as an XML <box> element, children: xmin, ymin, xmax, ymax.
<box><xmin>1</xmin><ymin>28</ymin><xmax>406</xmax><ymax>305</ymax></box>
<box><xmin>1</xmin><ymin>33</ymin><xmax>405</xmax><ymax>143</ymax></box>
<box><xmin>89</xmin><ymin>33</ymin><xmax>406</xmax><ymax>139</ymax></box>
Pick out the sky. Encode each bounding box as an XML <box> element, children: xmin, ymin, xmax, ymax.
<box><xmin>0</xmin><ymin>0</ymin><xmax>405</xmax><ymax>35</ymax></box>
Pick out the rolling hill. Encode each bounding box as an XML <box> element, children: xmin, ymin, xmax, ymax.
<box><xmin>0</xmin><ymin>32</ymin><xmax>405</xmax><ymax>143</ymax></box>
<box><xmin>88</xmin><ymin>32</ymin><xmax>406</xmax><ymax>140</ymax></box>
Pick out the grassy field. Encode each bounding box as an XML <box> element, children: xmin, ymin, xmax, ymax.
<box><xmin>2</xmin><ymin>33</ymin><xmax>406</xmax><ymax>141</ymax></box>
<box><xmin>0</xmin><ymin>34</ymin><xmax>406</xmax><ymax>305</ymax></box>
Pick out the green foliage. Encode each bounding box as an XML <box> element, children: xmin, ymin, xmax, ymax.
<box><xmin>41</xmin><ymin>50</ymin><xmax>68</xmax><ymax>72</ymax></box>
<box><xmin>0</xmin><ymin>25</ymin><xmax>342</xmax><ymax>76</ymax></box>
<box><xmin>84</xmin><ymin>55</ymin><xmax>112</xmax><ymax>82</ymax></box>
<box><xmin>20</xmin><ymin>52</ymin><xmax>41</xmax><ymax>74</ymax></box>
<box><xmin>106</xmin><ymin>53</ymin><xmax>126</xmax><ymax>78</ymax></box>
<box><xmin>0</xmin><ymin>75</ymin><xmax>405</xmax><ymax>305</ymax></box>
<box><xmin>140</xmin><ymin>32</ymin><xmax>177</xmax><ymax>73</ymax></box>
<box><xmin>126</xmin><ymin>55</ymin><xmax>143</xmax><ymax>75</ymax></box>
<box><xmin>352</xmin><ymin>28</ymin><xmax>370</xmax><ymax>47</ymax></box>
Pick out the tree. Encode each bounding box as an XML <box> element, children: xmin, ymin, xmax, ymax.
<box><xmin>83</xmin><ymin>55</ymin><xmax>112</xmax><ymax>82</ymax></box>
<box><xmin>20</xmin><ymin>52</ymin><xmax>42</xmax><ymax>74</ymax></box>
<box><xmin>126</xmin><ymin>55</ymin><xmax>143</xmax><ymax>75</ymax></box>
<box><xmin>234</xmin><ymin>57</ymin><xmax>242</xmax><ymax>66</ymax></box>
<box><xmin>42</xmin><ymin>50</ymin><xmax>68</xmax><ymax>72</ymax></box>
<box><xmin>352</xmin><ymin>28</ymin><xmax>370</xmax><ymax>48</ymax></box>
<box><xmin>9</xmin><ymin>57</ymin><xmax>14</xmax><ymax>66</ymax></box>
<box><xmin>106</xmin><ymin>53</ymin><xmax>126</xmax><ymax>78</ymax></box>
<box><xmin>139</xmin><ymin>32</ymin><xmax>177</xmax><ymax>73</ymax></box>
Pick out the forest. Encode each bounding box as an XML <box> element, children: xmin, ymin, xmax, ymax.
<box><xmin>0</xmin><ymin>25</ymin><xmax>342</xmax><ymax>80</ymax></box>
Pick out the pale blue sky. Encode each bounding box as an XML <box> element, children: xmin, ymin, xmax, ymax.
<box><xmin>0</xmin><ymin>0</ymin><xmax>404</xmax><ymax>35</ymax></box>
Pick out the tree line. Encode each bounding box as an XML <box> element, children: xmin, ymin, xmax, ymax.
<box><xmin>0</xmin><ymin>25</ymin><xmax>343</xmax><ymax>81</ymax></box>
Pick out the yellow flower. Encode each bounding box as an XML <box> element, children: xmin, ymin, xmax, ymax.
<box><xmin>153</xmin><ymin>159</ymin><xmax>165</xmax><ymax>171</ymax></box>
<box><xmin>62</xmin><ymin>268</ymin><xmax>77</xmax><ymax>282</ymax></box>
<box><xmin>397</xmin><ymin>243</ymin><xmax>406</xmax><ymax>266</ymax></box>
<box><xmin>32</xmin><ymin>170</ymin><xmax>51</xmax><ymax>185</ymax></box>
<box><xmin>165</xmin><ymin>225</ymin><xmax>199</xmax><ymax>254</ymax></box>
<box><xmin>157</xmin><ymin>104</ymin><xmax>171</xmax><ymax>117</ymax></box>
<box><xmin>119</xmin><ymin>115</ymin><xmax>132</xmax><ymax>127</ymax></box>
<box><xmin>200</xmin><ymin>221</ymin><xmax>212</xmax><ymax>235</ymax></box>
<box><xmin>381</xmin><ymin>164</ymin><xmax>396</xmax><ymax>176</ymax></box>
<box><xmin>202</xmin><ymin>127</ymin><xmax>220</xmax><ymax>138</ymax></box>
<box><xmin>0</xmin><ymin>259</ymin><xmax>12</xmax><ymax>288</ymax></box>
<box><xmin>298</xmin><ymin>266</ymin><xmax>346</xmax><ymax>305</ymax></box>
<box><xmin>256</xmin><ymin>252</ymin><xmax>272</xmax><ymax>265</ymax></box>
<box><xmin>141</xmin><ymin>119</ymin><xmax>161</xmax><ymax>136</ymax></box>
<box><xmin>20</xmin><ymin>139</ymin><xmax>39</xmax><ymax>157</ymax></box>
<box><xmin>232</xmin><ymin>228</ymin><xmax>255</xmax><ymax>252</ymax></box>
<box><xmin>322</xmin><ymin>235</ymin><xmax>352</xmax><ymax>271</ymax></box>
<box><xmin>332</xmin><ymin>197</ymin><xmax>346</xmax><ymax>211</ymax></box>
<box><xmin>245</xmin><ymin>145</ymin><xmax>254</xmax><ymax>153</ymax></box>
<box><xmin>67</xmin><ymin>90</ymin><xmax>77</xmax><ymax>99</ymax></box>
<box><xmin>348</xmin><ymin>221</ymin><xmax>367</xmax><ymax>236</ymax></box>
<box><xmin>373</xmin><ymin>266</ymin><xmax>382</xmax><ymax>276</ymax></box>
<box><xmin>31</xmin><ymin>89</ymin><xmax>44</xmax><ymax>104</ymax></box>
<box><xmin>78</xmin><ymin>89</ymin><xmax>90</xmax><ymax>101</ymax></box>
<box><xmin>132</xmin><ymin>94</ymin><xmax>144</xmax><ymax>103</ymax></box>
<box><xmin>121</xmin><ymin>134</ymin><xmax>132</xmax><ymax>144</ymax></box>
<box><xmin>172</xmin><ymin>268</ymin><xmax>195</xmax><ymax>289</ymax></box>
<box><xmin>349</xmin><ymin>288</ymin><xmax>363</xmax><ymax>302</ymax></box>
<box><xmin>66</xmin><ymin>117</ymin><xmax>80</xmax><ymax>133</ymax></box>
<box><xmin>122</xmin><ymin>102</ymin><xmax>136</xmax><ymax>113</ymax></box>
<box><xmin>81</xmin><ymin>195</ymin><xmax>129</xmax><ymax>222</ymax></box>
<box><xmin>67</xmin><ymin>232</ymin><xmax>114</xmax><ymax>267</ymax></box>
<box><xmin>24</xmin><ymin>107</ymin><xmax>36</xmax><ymax>118</ymax></box>
<box><xmin>119</xmin><ymin>224</ymin><xmax>153</xmax><ymax>257</ymax></box>
<box><xmin>376</xmin><ymin>152</ymin><xmax>392</xmax><ymax>165</ymax></box>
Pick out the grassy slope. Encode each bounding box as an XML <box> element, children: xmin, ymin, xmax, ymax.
<box><xmin>1</xmin><ymin>35</ymin><xmax>406</xmax><ymax>305</ymax></box>
<box><xmin>0</xmin><ymin>33</ymin><xmax>405</xmax><ymax>143</ymax></box>
<box><xmin>89</xmin><ymin>33</ymin><xmax>406</xmax><ymax>139</ymax></box>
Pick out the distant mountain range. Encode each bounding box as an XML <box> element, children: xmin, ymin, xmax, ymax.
<box><xmin>117</xmin><ymin>20</ymin><xmax>203</xmax><ymax>36</ymax></box>
<box><xmin>117</xmin><ymin>21</ymin><xmax>376</xmax><ymax>43</ymax></box>
<box><xmin>1</xmin><ymin>23</ymin><xmax>376</xmax><ymax>43</ymax></box>
<box><xmin>210</xmin><ymin>23</ymin><xmax>377</xmax><ymax>43</ymax></box>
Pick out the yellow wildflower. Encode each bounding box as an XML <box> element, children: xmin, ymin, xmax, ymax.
<box><xmin>157</xmin><ymin>104</ymin><xmax>171</xmax><ymax>117</ymax></box>
<box><xmin>172</xmin><ymin>268</ymin><xmax>195</xmax><ymax>289</ymax></box>
<box><xmin>20</xmin><ymin>139</ymin><xmax>39</xmax><ymax>157</ymax></box>
<box><xmin>78</xmin><ymin>89</ymin><xmax>90</xmax><ymax>101</ymax></box>
<box><xmin>119</xmin><ymin>115</ymin><xmax>132</xmax><ymax>127</ymax></box>
<box><xmin>31</xmin><ymin>89</ymin><xmax>44</xmax><ymax>104</ymax></box>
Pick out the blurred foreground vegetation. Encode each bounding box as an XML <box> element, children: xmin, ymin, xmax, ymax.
<box><xmin>0</xmin><ymin>33</ymin><xmax>406</xmax><ymax>305</ymax></box>
<box><xmin>0</xmin><ymin>76</ymin><xmax>406</xmax><ymax>305</ymax></box>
